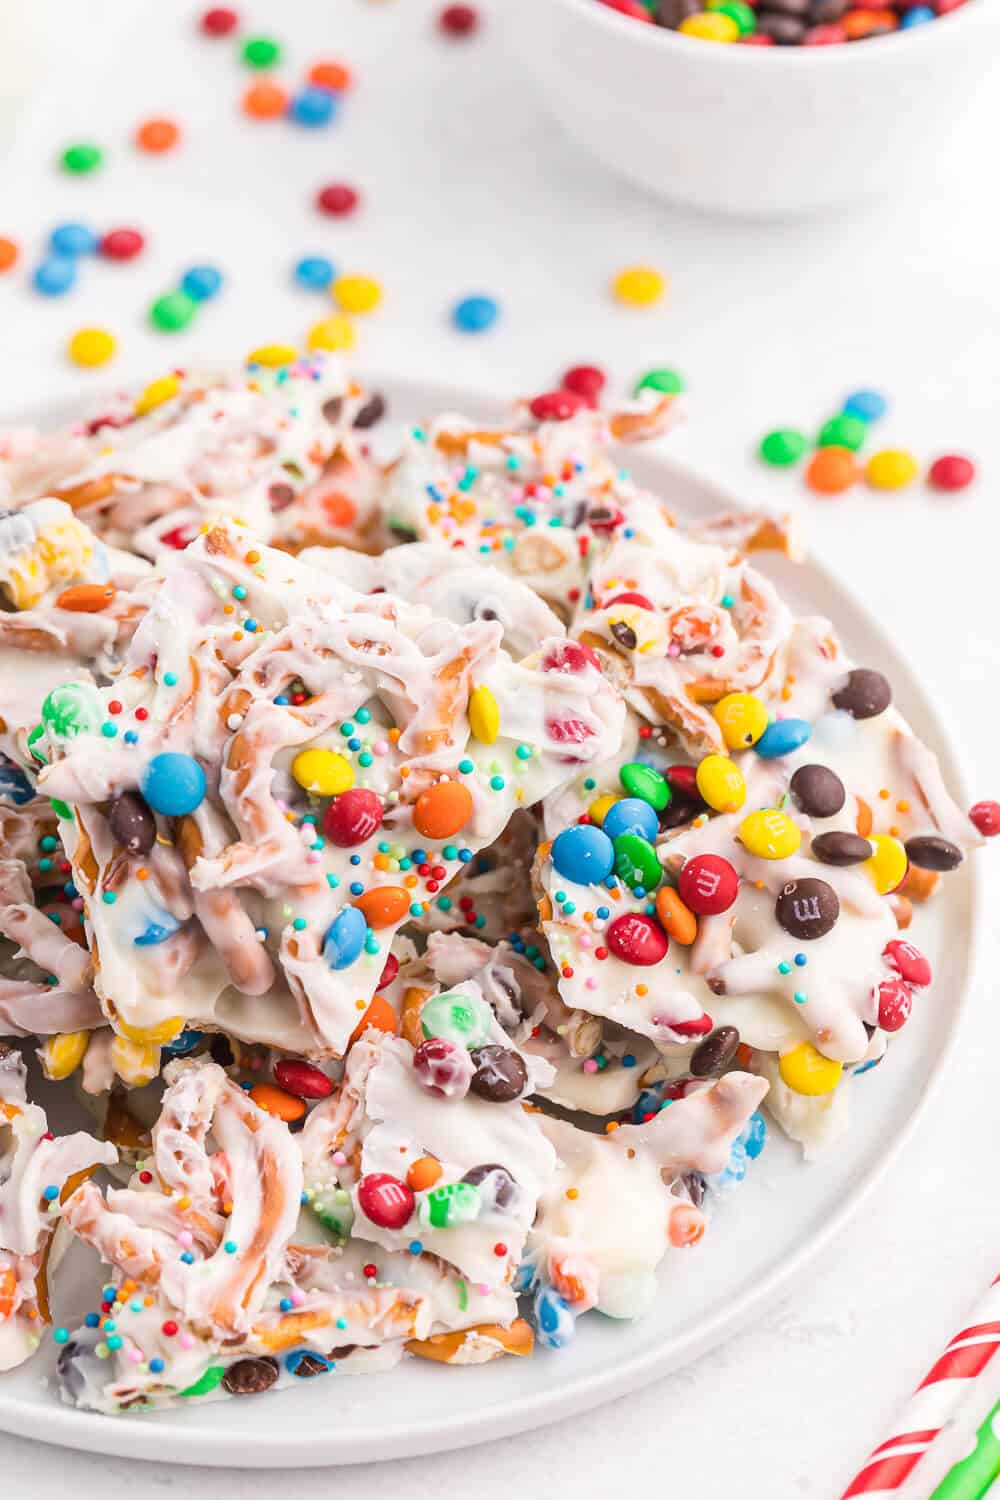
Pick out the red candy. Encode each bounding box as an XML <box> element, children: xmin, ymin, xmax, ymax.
<box><xmin>666</xmin><ymin>765</ymin><xmax>699</xmax><ymax>799</ymax></box>
<box><xmin>605</xmin><ymin>912</ymin><xmax>669</xmax><ymax>966</ymax></box>
<box><xmin>561</xmin><ymin>364</ymin><xmax>606</xmax><ymax>406</ymax></box>
<box><xmin>529</xmin><ymin>390</ymin><xmax>584</xmax><ymax>423</ymax></box>
<box><xmin>605</xmin><ymin>591</ymin><xmax>655</xmax><ymax>611</ymax></box>
<box><xmin>100</xmin><ymin>227</ymin><xmax>145</xmax><ymax>261</ymax></box>
<box><xmin>439</xmin><ymin>3</ymin><xmax>479</xmax><ymax>35</ymax></box>
<box><xmin>670</xmin><ymin>1014</ymin><xmax>714</xmax><ymax>1038</ymax></box>
<box><xmin>412</xmin><ymin>1038</ymin><xmax>473</xmax><ymax>1099</ymax></box>
<box><xmin>678</xmin><ymin>854</ymin><xmax>739</xmax><ymax>916</ymax></box>
<box><xmin>159</xmin><ymin>525</ymin><xmax>195</xmax><ymax>550</ymax></box>
<box><xmin>200</xmin><ymin>6</ymin><xmax>239</xmax><ymax>35</ymax></box>
<box><xmin>546</xmin><ymin>716</ymin><xmax>596</xmax><ymax>746</ymax></box>
<box><xmin>273</xmin><ymin>1058</ymin><xmax>333</xmax><ymax>1099</ymax></box>
<box><xmin>323</xmin><ymin>787</ymin><xmax>383</xmax><ymax>846</ymax></box>
<box><xmin>357</xmin><ymin>1173</ymin><xmax>414</xmax><ymax>1230</ymax></box>
<box><xmin>803</xmin><ymin>23</ymin><xmax>846</xmax><ymax>41</ymax></box>
<box><xmin>376</xmin><ymin>952</ymin><xmax>400</xmax><ymax>990</ymax></box>
<box><xmin>928</xmin><ymin>454</ymin><xmax>975</xmax><ymax>492</ymax></box>
<box><xmin>741</xmin><ymin>32</ymin><xmax>775</xmax><ymax>42</ymax></box>
<box><xmin>541</xmin><ymin>640</ymin><xmax>601</xmax><ymax>675</ymax></box>
<box><xmin>598</xmin><ymin>0</ymin><xmax>653</xmax><ymax>16</ymax></box>
<box><xmin>970</xmin><ymin>800</ymin><xmax>1000</xmax><ymax>837</ymax></box>
<box><xmin>883</xmin><ymin>939</ymin><xmax>931</xmax><ymax>989</ymax></box>
<box><xmin>876</xmin><ymin>979</ymin><xmax>912</xmax><ymax>1033</ymax></box>
<box><xmin>316</xmin><ymin>183</ymin><xmax>360</xmax><ymax>217</ymax></box>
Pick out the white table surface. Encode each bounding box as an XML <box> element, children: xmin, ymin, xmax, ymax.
<box><xmin>2</xmin><ymin>2</ymin><xmax>1000</xmax><ymax>1494</ymax></box>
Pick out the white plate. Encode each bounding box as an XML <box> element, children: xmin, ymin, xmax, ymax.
<box><xmin>0</xmin><ymin>376</ymin><xmax>981</xmax><ymax>1466</ymax></box>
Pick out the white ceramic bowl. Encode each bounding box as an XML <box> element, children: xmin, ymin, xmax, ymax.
<box><xmin>505</xmin><ymin>0</ymin><xmax>1000</xmax><ymax>216</ymax></box>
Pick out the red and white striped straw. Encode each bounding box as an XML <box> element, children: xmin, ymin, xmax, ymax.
<box><xmin>841</xmin><ymin>1275</ymin><xmax>1000</xmax><ymax>1498</ymax></box>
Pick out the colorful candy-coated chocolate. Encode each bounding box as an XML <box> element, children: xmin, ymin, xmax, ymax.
<box><xmin>695</xmin><ymin>754</ymin><xmax>746</xmax><ymax>813</ymax></box>
<box><xmin>612</xmin><ymin>832</ymin><xmax>661</xmax><ymax>892</ymax></box>
<box><xmin>534</xmin><ymin>1285</ymin><xmax>576</xmax><ymax>1349</ymax></box>
<box><xmin>200</xmin><ymin>7</ymin><xmax>239</xmax><ymax>35</ymax></box>
<box><xmin>420</xmin><ymin>989</ymin><xmax>493</xmax><ymax>1048</ymax></box>
<box><xmin>562</xmin><ymin>364</ymin><xmax>606</xmax><ymax>403</ymax></box>
<box><xmin>241</xmin><ymin>35</ymin><xmax>282</xmax><ymax>68</ymax></box>
<box><xmin>612</xmin><ymin>265</ymin><xmax>666</xmax><ymax>306</ymax></box>
<box><xmin>635</xmin><ymin>367</ymin><xmax>684</xmax><ymax>396</ymax></box>
<box><xmin>530</xmin><ymin>390</ymin><xmax>584</xmax><ymax>423</ymax></box>
<box><xmin>876</xmin><ymin>979</ymin><xmax>912</xmax><ymax>1033</ymax></box>
<box><xmin>180</xmin><ymin>265</ymin><xmax>224</xmax><ymax>302</ymax></box>
<box><xmin>883</xmin><ymin>938</ymin><xmax>931</xmax><ymax>989</ymax></box>
<box><xmin>655</xmin><ymin>886</ymin><xmax>698</xmax><ymax>944</ymax></box>
<box><xmin>140</xmin><ymin>752</ymin><xmax>206</xmax><ymax>816</ymax></box>
<box><xmin>322</xmin><ymin>906</ymin><xmax>367</xmax><ymax>970</ymax></box>
<box><xmin>55</xmin><ymin>583</ymin><xmax>115</xmax><ymax>612</ymax></box>
<box><xmin>33</xmin><ymin>257</ymin><xmax>77</xmax><ymax>297</ymax></box>
<box><xmin>928</xmin><ymin>453</ymin><xmax>975</xmax><ymax>492</ymax></box>
<box><xmin>289</xmin><ymin>86</ymin><xmax>338</xmax><ymax>127</ymax></box>
<box><xmin>439</xmin><ymin>3</ymin><xmax>480</xmax><ymax>34</ymax></box>
<box><xmin>739</xmin><ymin>809</ymin><xmax>801</xmax><ymax>860</ymax></box>
<box><xmin>100</xmin><ymin>227</ymin><xmax>144</xmax><ymax>260</ymax></box>
<box><xmin>376</xmin><ymin>955</ymin><xmax>400</xmax><ymax>991</ymax></box>
<box><xmin>332</xmin><ymin>275</ymin><xmax>381</xmax><ymax>314</ymax></box>
<box><xmin>316</xmin><ymin>182</ymin><xmax>359</xmax><ymax>216</ymax></box>
<box><xmin>50</xmin><ymin>222</ymin><xmax>98</xmax><ymax>257</ymax></box>
<box><xmin>678</xmin><ymin>853</ymin><xmax>738</xmax><ymax>915</ymax></box>
<box><xmin>68</xmin><ymin>328</ymin><xmax>116</xmax><ymax>368</ymax></box>
<box><xmin>292</xmin><ymin>748</ymin><xmax>354</xmax><ymax>797</ymax></box>
<box><xmin>407</xmin><ymin>1156</ymin><xmax>444</xmax><ymax>1192</ymax></box>
<box><xmin>754</xmin><ymin>718</ymin><xmax>811</xmax><ymax>759</ymax></box>
<box><xmin>605</xmin><ymin>912</ymin><xmax>668</xmax><ymax>966</ymax></box>
<box><xmin>842</xmin><ymin>389</ymin><xmax>887</xmax><ymax>423</ymax></box>
<box><xmin>348</xmin><ymin>993</ymin><xmax>397</xmax><ymax>1047</ymax></box>
<box><xmin>42</xmin><ymin>682</ymin><xmax>103</xmax><ymax>739</ymax></box>
<box><xmin>249</xmin><ymin>1082</ymin><xmax>307</xmax><ymax>1122</ymax></box>
<box><xmin>468</xmin><ymin>683</ymin><xmax>500</xmax><ymax>742</ymax></box>
<box><xmin>243</xmin><ymin>80</ymin><xmax>289</xmax><ymax>118</ymax></box>
<box><xmin>619</xmin><ymin>761</ymin><xmax>670</xmax><ymax>810</ymax></box>
<box><xmin>712</xmin><ymin>693</ymin><xmax>769</xmax><ymax>750</ymax></box>
<box><xmin>778</xmin><ymin>1041</ymin><xmax>842</xmax><ymax>1096</ymax></box>
<box><xmin>413</xmin><ymin>781</ymin><xmax>473</xmax><ymax>840</ymax></box>
<box><xmin>679</xmin><ymin>10</ymin><xmax>740</xmax><ymax>39</ymax></box>
<box><xmin>324</xmin><ymin>787</ymin><xmax>383</xmax><ymax>845</ymax></box>
<box><xmin>357</xmin><ymin>1173</ymin><xmax>414</xmax><ymax>1230</ymax></box>
<box><xmin>864</xmin><ymin>833</ymin><xmax>908</xmax><ymax>894</ymax></box>
<box><xmin>551</xmin><ymin>824</ymin><xmax>615</xmax><ymax>887</ymax></box>
<box><xmin>352</xmin><ymin>885</ymin><xmax>410</xmax><ymax>928</ymax></box>
<box><xmin>970</xmin><ymin>800</ymin><xmax>1000</xmax><ymax>836</ymax></box>
<box><xmin>413</xmin><ymin>1038</ymin><xmax>474</xmax><ymax>1099</ymax></box>
<box><xmin>806</xmin><ymin>447</ymin><xmax>858</xmax><ymax>495</ymax></box>
<box><xmin>294</xmin><ymin>256</ymin><xmax>336</xmax><ymax>291</ymax></box>
<box><xmin>135</xmin><ymin>118</ymin><xmax>180</xmax><ymax>153</ymax></box>
<box><xmin>273</xmin><ymin>1059</ymin><xmax>333</xmax><ymax>1099</ymax></box>
<box><xmin>759</xmin><ymin>428</ymin><xmax>808</xmax><ymax>466</ymax></box>
<box><xmin>420</xmin><ymin>1181</ymin><xmax>481</xmax><ymax>1229</ymax></box>
<box><xmin>452</xmin><ymin>295</ymin><xmax>499</xmax><ymax>333</ymax></box>
<box><xmin>866</xmin><ymin>449</ymin><xmax>919</xmax><ymax>490</ymax></box>
<box><xmin>602</xmin><ymin>797</ymin><xmax>658</xmax><ymax>843</ymax></box>
<box><xmin>818</xmin><ymin>413</ymin><xmax>867</xmax><ymax>451</ymax></box>
<box><xmin>150</xmin><ymin>291</ymin><xmax>197</xmax><ymax>332</ymax></box>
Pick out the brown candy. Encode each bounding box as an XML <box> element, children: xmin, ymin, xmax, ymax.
<box><xmin>610</xmin><ymin>620</ymin><xmax>637</xmax><ymax>651</ymax></box>
<box><xmin>469</xmin><ymin>1046</ymin><xmax>528</xmax><ymax>1103</ymax></box>
<box><xmin>690</xmin><ymin>1025</ymin><xmax>740</xmax><ymax>1077</ymax></box>
<box><xmin>659</xmin><ymin>795</ymin><xmax>703</xmax><ymax>832</ymax></box>
<box><xmin>811</xmin><ymin>831</ymin><xmax>873</xmax><ymax>866</ymax></box>
<box><xmin>655</xmin><ymin>0</ymin><xmax>700</xmax><ymax>25</ymax></box>
<box><xmin>221</xmin><ymin>1357</ymin><xmax>279</xmax><ymax>1396</ymax></box>
<box><xmin>790</xmin><ymin>764</ymin><xmax>846</xmax><ymax>820</ymax></box>
<box><xmin>810</xmin><ymin>0</ymin><xmax>846</xmax><ymax>18</ymax></box>
<box><xmin>108</xmin><ymin>791</ymin><xmax>156</xmax><ymax>856</ymax></box>
<box><xmin>268</xmin><ymin>482</ymin><xmax>296</xmax><ymax>513</ymax></box>
<box><xmin>775</xmin><ymin>877</ymin><xmax>840</xmax><ymax>940</ymax></box>
<box><xmin>832</xmin><ymin>668</ymin><xmax>892</xmax><ymax>720</ymax></box>
<box><xmin>904</xmin><ymin>835</ymin><xmax>964</xmax><ymax>872</ymax></box>
<box><xmin>352</xmin><ymin>393</ymin><xmax>386</xmax><ymax>430</ymax></box>
<box><xmin>321</xmin><ymin>396</ymin><xmax>344</xmax><ymax>424</ymax></box>
<box><xmin>757</xmin><ymin>10</ymin><xmax>807</xmax><ymax>39</ymax></box>
<box><xmin>462</xmin><ymin>1162</ymin><xmax>518</xmax><ymax>1209</ymax></box>
<box><xmin>290</xmin><ymin>1352</ymin><xmax>331</xmax><ymax>1378</ymax></box>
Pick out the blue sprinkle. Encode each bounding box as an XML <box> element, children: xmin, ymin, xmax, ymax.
<box><xmin>408</xmin><ymin>1239</ymin><xmax>424</xmax><ymax>1255</ymax></box>
<box><xmin>123</xmin><ymin>730</ymin><xmax>138</xmax><ymax>745</ymax></box>
<box><xmin>106</xmin><ymin>1335</ymin><xmax>123</xmax><ymax>1351</ymax></box>
<box><xmin>84</xmin><ymin>1313</ymin><xmax>100</xmax><ymax>1328</ymax></box>
<box><xmin>43</xmin><ymin>1184</ymin><xmax>59</xmax><ymax>1201</ymax></box>
<box><xmin>622</xmin><ymin>1054</ymin><xmax>636</xmax><ymax>1067</ymax></box>
<box><xmin>243</xmin><ymin>618</ymin><xmax>258</xmax><ymax>633</ymax></box>
<box><xmin>458</xmin><ymin>848</ymin><xmax>473</xmax><ymax>863</ymax></box>
<box><xmin>793</xmin><ymin>991</ymin><xmax>806</xmax><ymax>1005</ymax></box>
<box><xmin>180</xmin><ymin>1251</ymin><xmax>195</xmax><ymax>1265</ymax></box>
<box><xmin>149</xmin><ymin>1357</ymin><xmax>165</xmax><ymax>1373</ymax></box>
<box><xmin>163</xmin><ymin>671</ymin><xmax>178</xmax><ymax>687</ymax></box>
<box><xmin>794</xmin><ymin>953</ymin><xmax>807</xmax><ymax>967</ymax></box>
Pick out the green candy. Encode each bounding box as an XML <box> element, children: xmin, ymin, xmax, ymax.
<box><xmin>759</xmin><ymin>428</ymin><xmax>808</xmax><ymax>467</ymax></box>
<box><xmin>178</xmin><ymin>1364</ymin><xmax>225</xmax><ymax>1398</ymax></box>
<box><xmin>817</xmin><ymin>414</ymin><xmax>867</xmax><ymax>452</ymax></box>
<box><xmin>150</xmin><ymin>291</ymin><xmax>198</xmax><ymax>333</ymax></box>
<box><xmin>420</xmin><ymin>990</ymin><xmax>492</xmax><ymax>1049</ymax></box>
<box><xmin>707</xmin><ymin>0</ymin><xmax>756</xmax><ymax>31</ymax></box>
<box><xmin>419</xmin><ymin>1181</ymin><xmax>481</xmax><ymax>1230</ymax></box>
<box><xmin>61</xmin><ymin>142</ymin><xmax>103</xmax><ymax>174</ymax></box>
<box><xmin>613</xmin><ymin>833</ymin><xmax>662</xmax><ymax>893</ymax></box>
<box><xmin>241</xmin><ymin>35</ymin><xmax>282</xmax><ymax>68</ymax></box>
<box><xmin>41</xmin><ymin>682</ymin><xmax>103</xmax><ymax>740</ymax></box>
<box><xmin>306</xmin><ymin>1183</ymin><xmax>354</xmax><ymax>1240</ymax></box>
<box><xmin>50</xmin><ymin>799</ymin><xmax>73</xmax><ymax>821</ymax></box>
<box><xmin>27</xmin><ymin>725</ymin><xmax>47</xmax><ymax>764</ymax></box>
<box><xmin>635</xmin><ymin>367</ymin><xmax>685</xmax><ymax>397</ymax></box>
<box><xmin>619</xmin><ymin>761</ymin><xmax>670</xmax><ymax>812</ymax></box>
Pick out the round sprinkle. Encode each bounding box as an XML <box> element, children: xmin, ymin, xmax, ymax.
<box><xmin>332</xmin><ymin>274</ymin><xmax>381</xmax><ymax>314</ymax></box>
<box><xmin>135</xmin><ymin>118</ymin><xmax>180</xmax><ymax>153</ymax></box>
<box><xmin>53</xmin><ymin>1327</ymin><xmax>69</xmax><ymax>1344</ymax></box>
<box><xmin>317</xmin><ymin>182</ymin><xmax>360</xmax><ymax>217</ymax></box>
<box><xmin>440</xmin><ymin>4</ymin><xmax>479</xmax><ymax>35</ymax></box>
<box><xmin>928</xmin><ymin>453</ymin><xmax>975</xmax><ymax>492</ymax></box>
<box><xmin>200</xmin><ymin>7</ymin><xmax>239</xmax><ymax>35</ymax></box>
<box><xmin>241</xmin><ymin>35</ymin><xmax>282</xmax><ymax>68</ymax></box>
<box><xmin>307</xmin><ymin>315</ymin><xmax>355</xmax><ymax>352</ymax></box>
<box><xmin>242</xmin><ymin>80</ymin><xmax>289</xmax><ymax>118</ymax></box>
<box><xmin>150</xmin><ymin>291</ymin><xmax>197</xmax><ymax>332</ymax></box>
<box><xmin>180</xmin><ymin>264</ymin><xmax>224</xmax><ymax>301</ymax></box>
<box><xmin>289</xmin><ymin>86</ymin><xmax>338</xmax><ymax>128</ymax></box>
<box><xmin>68</xmin><ymin>327</ymin><xmax>117</xmax><ymax>368</ymax></box>
<box><xmin>759</xmin><ymin>428</ymin><xmax>807</xmax><ymax>466</ymax></box>
<box><xmin>50</xmin><ymin>222</ymin><xmax>98</xmax><ymax>257</ymax></box>
<box><xmin>612</xmin><ymin>265</ymin><xmax>666</xmax><ymax>306</ymax></box>
<box><xmin>294</xmin><ymin>255</ymin><xmax>335</xmax><ymax>291</ymax></box>
<box><xmin>100</xmin><ymin>227</ymin><xmax>144</xmax><ymax>260</ymax></box>
<box><xmin>61</xmin><ymin>142</ymin><xmax>103</xmax><ymax>174</ymax></box>
<box><xmin>452</xmin><ymin>294</ymin><xmax>498</xmax><ymax>333</ymax></box>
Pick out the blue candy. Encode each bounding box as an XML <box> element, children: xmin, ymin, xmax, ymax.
<box><xmin>140</xmin><ymin>752</ymin><xmax>206</xmax><ymax>816</ymax></box>
<box><xmin>452</xmin><ymin>295</ymin><xmax>499</xmax><ymax>334</ymax></box>
<box><xmin>706</xmin><ymin>1110</ymin><xmax>767</xmax><ymax>1198</ymax></box>
<box><xmin>550</xmin><ymin>824</ymin><xmax>614</xmax><ymax>888</ymax></box>
<box><xmin>842</xmin><ymin>389</ymin><xmax>888</xmax><ymax>423</ymax></box>
<box><xmin>49</xmin><ymin>222</ymin><xmax>98</xmax><ymax>257</ymax></box>
<box><xmin>294</xmin><ymin>255</ymin><xmax>335</xmax><ymax>291</ymax></box>
<box><xmin>289</xmin><ymin>86</ymin><xmax>338</xmax><ymax>127</ymax></box>
<box><xmin>754</xmin><ymin>718</ymin><xmax>811</xmax><ymax>759</ymax></box>
<box><xmin>134</xmin><ymin>917</ymin><xmax>181</xmax><ymax>947</ymax></box>
<box><xmin>602</xmin><ymin>797</ymin><xmax>658</xmax><ymax>844</ymax></box>
<box><xmin>33</xmin><ymin>256</ymin><xmax>77</xmax><ymax>296</ymax></box>
<box><xmin>164</xmin><ymin>1028</ymin><xmax>204</xmax><ymax>1056</ymax></box>
<box><xmin>900</xmin><ymin>7</ymin><xmax>934</xmax><ymax>25</ymax></box>
<box><xmin>512</xmin><ymin>1258</ymin><xmax>539</xmax><ymax>1295</ymax></box>
<box><xmin>285</xmin><ymin>1348</ymin><xmax>332</xmax><ymax>1376</ymax></box>
<box><xmin>180</xmin><ymin>264</ymin><xmax>224</xmax><ymax>302</ymax></box>
<box><xmin>743</xmin><ymin>1109</ymin><xmax>767</xmax><ymax>1160</ymax></box>
<box><xmin>534</xmin><ymin>1286</ymin><xmax>575</xmax><ymax>1350</ymax></box>
<box><xmin>322</xmin><ymin>905</ymin><xmax>367</xmax><ymax>970</ymax></box>
<box><xmin>0</xmin><ymin>760</ymin><xmax>35</xmax><ymax>805</ymax></box>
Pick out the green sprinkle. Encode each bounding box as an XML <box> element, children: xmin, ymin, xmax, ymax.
<box><xmin>292</xmin><ymin>917</ymin><xmax>307</xmax><ymax>931</ymax></box>
<box><xmin>793</xmin><ymin>991</ymin><xmax>807</xmax><ymax>1005</ymax></box>
<box><xmin>102</xmin><ymin>891</ymin><xmax>117</xmax><ymax>905</ymax></box>
<box><xmin>233</xmin><ymin>585</ymin><xmax>247</xmax><ymax>601</ymax></box>
<box><xmin>777</xmin><ymin>961</ymin><xmax>792</xmax><ymax>975</ymax></box>
<box><xmin>515</xmin><ymin>745</ymin><xmax>531</xmax><ymax>760</ymax></box>
<box><xmin>489</xmin><ymin>775</ymin><xmax>505</xmax><ymax>791</ymax></box>
<box><xmin>583</xmin><ymin>778</ymin><xmax>596</xmax><ymax>791</ymax></box>
<box><xmin>442</xmin><ymin>845</ymin><xmax>458</xmax><ymax>861</ymax></box>
<box><xmin>458</xmin><ymin>758</ymin><xmax>474</xmax><ymax>775</ymax></box>
<box><xmin>437</xmin><ymin>897</ymin><xmax>452</xmax><ymax>911</ymax></box>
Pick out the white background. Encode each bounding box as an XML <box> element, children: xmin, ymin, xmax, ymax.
<box><xmin>2</xmin><ymin>1</ymin><xmax>1000</xmax><ymax>1494</ymax></box>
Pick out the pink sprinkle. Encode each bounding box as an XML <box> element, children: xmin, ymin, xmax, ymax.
<box><xmin>577</xmin><ymin>933</ymin><xmax>593</xmax><ymax>950</ymax></box>
<box><xmin>582</xmin><ymin>1059</ymin><xmax>598</xmax><ymax>1074</ymax></box>
<box><xmin>179</xmin><ymin>1333</ymin><xmax>196</xmax><ymax>1350</ymax></box>
<box><xmin>584</xmin><ymin>977</ymin><xmax>598</xmax><ymax>991</ymax></box>
<box><xmin>307</xmin><ymin>852</ymin><xmax>321</xmax><ymax>864</ymax></box>
<box><xmin>71</xmin><ymin>897</ymin><xmax>84</xmax><ymax>911</ymax></box>
<box><xmin>667</xmin><ymin>643</ymin><xmax>681</xmax><ymax>658</ymax></box>
<box><xmin>332</xmin><ymin>1149</ymin><xmax>347</xmax><ymax>1166</ymax></box>
<box><xmin>476</xmin><ymin>1282</ymin><xmax>490</xmax><ymax>1296</ymax></box>
<box><xmin>177</xmin><ymin>1230</ymin><xmax>193</xmax><ymax>1249</ymax></box>
<box><xmin>373</xmin><ymin>740</ymin><xmax>389</xmax><ymax>756</ymax></box>
<box><xmin>127</xmin><ymin>1347</ymin><xmax>143</xmax><ymax>1364</ymax></box>
<box><xmin>290</xmin><ymin>1287</ymin><xmax>306</xmax><ymax>1307</ymax></box>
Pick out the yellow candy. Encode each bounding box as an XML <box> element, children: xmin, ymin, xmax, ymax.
<box><xmin>68</xmin><ymin>327</ymin><xmax>117</xmax><ymax>368</ymax></box>
<box><xmin>117</xmin><ymin>1015</ymin><xmax>185</xmax><ymax>1047</ymax></box>
<box><xmin>39</xmin><ymin>1030</ymin><xmax>90</xmax><ymax>1081</ymax></box>
<box><xmin>712</xmin><ymin>693</ymin><xmax>769</xmax><ymax>751</ymax></box>
<box><xmin>468</xmin><ymin>684</ymin><xmax>500</xmax><ymax>745</ymax></box>
<box><xmin>111</xmin><ymin>1034</ymin><xmax>160</xmax><ymax>1088</ymax></box>
<box><xmin>248</xmin><ymin>343</ymin><xmax>299</xmax><ymax>368</ymax></box>
<box><xmin>778</xmin><ymin>1042</ymin><xmax>842</xmax><ymax>1097</ymax></box>
<box><xmin>588</xmin><ymin>794</ymin><xmax>620</xmax><ymax>827</ymax></box>
<box><xmin>865</xmin><ymin>833</ymin><xmax>908</xmax><ymax>895</ymax></box>
<box><xmin>679</xmin><ymin>10</ymin><xmax>740</xmax><ymax>40</ymax></box>
<box><xmin>739</xmin><ymin>809</ymin><xmax>802</xmax><ymax>860</ymax></box>
<box><xmin>134</xmin><ymin>373</ymin><xmax>181</xmax><ymax>416</ymax></box>
<box><xmin>291</xmin><ymin>748</ymin><xmax>354</xmax><ymax>797</ymax></box>
<box><xmin>306</xmin><ymin>315</ymin><xmax>356</xmax><ymax>353</ymax></box>
<box><xmin>332</xmin><ymin>275</ymin><xmax>381</xmax><ymax>315</ymax></box>
<box><xmin>612</xmin><ymin>265</ymin><xmax>666</xmax><ymax>308</ymax></box>
<box><xmin>695</xmin><ymin>754</ymin><xmax>746</xmax><ymax>814</ymax></box>
<box><xmin>866</xmin><ymin>449</ymin><xmax>919</xmax><ymax>491</ymax></box>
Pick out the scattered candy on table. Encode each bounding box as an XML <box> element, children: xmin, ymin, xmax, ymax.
<box><xmin>243</xmin><ymin>80</ymin><xmax>289</xmax><ymax>118</ymax></box>
<box><xmin>135</xmin><ymin>117</ymin><xmax>181</xmax><ymax>153</ymax></box>
<box><xmin>316</xmin><ymin>182</ymin><xmax>360</xmax><ymax>216</ymax></box>
<box><xmin>241</xmin><ymin>34</ymin><xmax>282</xmax><ymax>69</ymax></box>
<box><xmin>452</xmin><ymin>294</ymin><xmax>499</xmax><ymax>333</ymax></box>
<box><xmin>294</xmin><ymin>255</ymin><xmax>336</xmax><ymax>291</ymax></box>
<box><xmin>60</xmin><ymin>142</ymin><xmax>103</xmax><ymax>174</ymax></box>
<box><xmin>67</xmin><ymin>327</ymin><xmax>117</xmax><ymax>368</ymax></box>
<box><xmin>289</xmin><ymin>86</ymin><xmax>339</xmax><ymax>128</ymax></box>
<box><xmin>332</xmin><ymin>274</ymin><xmax>381</xmax><ymax>314</ymax></box>
<box><xmin>612</xmin><ymin>265</ymin><xmax>666</xmax><ymax>306</ymax></box>
<box><xmin>439</xmin><ymin>4</ymin><xmax>480</xmax><ymax>36</ymax></box>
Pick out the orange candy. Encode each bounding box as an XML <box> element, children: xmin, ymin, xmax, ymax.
<box><xmin>805</xmin><ymin>446</ymin><xmax>858</xmax><ymax>496</ymax></box>
<box><xmin>54</xmin><ymin>583</ymin><xmax>116</xmax><ymax>613</ymax></box>
<box><xmin>655</xmin><ymin>886</ymin><xmax>698</xmax><ymax>946</ymax></box>
<box><xmin>308</xmin><ymin>60</ymin><xmax>352</xmax><ymax>91</ymax></box>
<box><xmin>135</xmin><ymin>117</ymin><xmax>180</xmax><ymax>153</ymax></box>
<box><xmin>668</xmin><ymin>1204</ymin><xmax>706</xmax><ymax>1248</ymax></box>
<box><xmin>242</xmin><ymin>81</ymin><xmax>289</xmax><ymax>119</ymax></box>
<box><xmin>842</xmin><ymin>8</ymin><xmax>896</xmax><ymax>36</ymax></box>
<box><xmin>348</xmin><ymin>993</ymin><xmax>398</xmax><ymax>1048</ymax></box>
<box><xmin>249</xmin><ymin>1083</ymin><xmax>306</xmax><ymax>1122</ymax></box>
<box><xmin>406</xmin><ymin>1156</ymin><xmax>443</xmax><ymax>1192</ymax></box>
<box><xmin>0</xmin><ymin>1264</ymin><xmax>15</xmax><ymax>1321</ymax></box>
<box><xmin>353</xmin><ymin>885</ymin><xmax>410</xmax><ymax>929</ymax></box>
<box><xmin>413</xmin><ymin>780</ymin><xmax>474</xmax><ymax>841</ymax></box>
<box><xmin>0</xmin><ymin>238</ymin><xmax>18</xmax><ymax>273</ymax></box>
<box><xmin>321</xmin><ymin>492</ymin><xmax>357</xmax><ymax>528</ymax></box>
